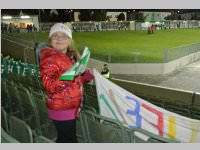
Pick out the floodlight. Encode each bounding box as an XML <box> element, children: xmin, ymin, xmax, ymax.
<box><xmin>20</xmin><ymin>16</ymin><xmax>30</xmax><ymax>19</ymax></box>
<box><xmin>2</xmin><ymin>16</ymin><xmax>12</xmax><ymax>19</ymax></box>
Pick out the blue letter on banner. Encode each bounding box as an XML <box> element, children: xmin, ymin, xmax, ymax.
<box><xmin>126</xmin><ymin>96</ymin><xmax>142</xmax><ymax>128</ymax></box>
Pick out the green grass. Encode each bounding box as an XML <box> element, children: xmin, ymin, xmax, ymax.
<box><xmin>3</xmin><ymin>28</ymin><xmax>200</xmax><ymax>63</ymax></box>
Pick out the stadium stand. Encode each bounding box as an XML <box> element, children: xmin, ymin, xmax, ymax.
<box><xmin>3</xmin><ymin>57</ymin><xmax>199</xmax><ymax>143</ymax></box>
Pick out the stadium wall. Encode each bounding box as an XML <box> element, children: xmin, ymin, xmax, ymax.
<box><xmin>88</xmin><ymin>51</ymin><xmax>200</xmax><ymax>75</ymax></box>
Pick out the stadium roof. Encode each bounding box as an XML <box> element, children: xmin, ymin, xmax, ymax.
<box><xmin>1</xmin><ymin>9</ymin><xmax>39</xmax><ymax>16</ymax></box>
<box><xmin>2</xmin><ymin>9</ymin><xmax>200</xmax><ymax>16</ymax></box>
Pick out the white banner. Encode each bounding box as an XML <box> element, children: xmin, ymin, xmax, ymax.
<box><xmin>93</xmin><ymin>69</ymin><xmax>200</xmax><ymax>143</ymax></box>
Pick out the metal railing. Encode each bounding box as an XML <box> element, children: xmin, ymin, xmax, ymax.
<box><xmin>90</xmin><ymin>43</ymin><xmax>200</xmax><ymax>63</ymax></box>
<box><xmin>1</xmin><ymin>36</ymin><xmax>36</xmax><ymax>64</ymax></box>
<box><xmin>163</xmin><ymin>42</ymin><xmax>200</xmax><ymax>63</ymax></box>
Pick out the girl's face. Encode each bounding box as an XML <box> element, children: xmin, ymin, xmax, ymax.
<box><xmin>50</xmin><ymin>32</ymin><xmax>71</xmax><ymax>53</ymax></box>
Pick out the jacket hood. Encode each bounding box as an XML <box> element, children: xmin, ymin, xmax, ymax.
<box><xmin>35</xmin><ymin>43</ymin><xmax>50</xmax><ymax>65</ymax></box>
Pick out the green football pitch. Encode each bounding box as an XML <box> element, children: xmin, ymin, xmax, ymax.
<box><xmin>4</xmin><ymin>28</ymin><xmax>200</xmax><ymax>63</ymax></box>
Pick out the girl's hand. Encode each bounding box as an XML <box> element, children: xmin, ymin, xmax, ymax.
<box><xmin>82</xmin><ymin>68</ymin><xmax>94</xmax><ymax>82</ymax></box>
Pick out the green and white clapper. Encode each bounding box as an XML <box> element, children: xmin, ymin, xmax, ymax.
<box><xmin>59</xmin><ymin>47</ymin><xmax>90</xmax><ymax>80</ymax></box>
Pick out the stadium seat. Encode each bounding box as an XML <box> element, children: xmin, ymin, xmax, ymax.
<box><xmin>8</xmin><ymin>115</ymin><xmax>34</xmax><ymax>143</ymax></box>
<box><xmin>1</xmin><ymin>128</ymin><xmax>19</xmax><ymax>143</ymax></box>
<box><xmin>80</xmin><ymin>109</ymin><xmax>178</xmax><ymax>143</ymax></box>
<box><xmin>139</xmin><ymin>95</ymin><xmax>165</xmax><ymax>108</ymax></box>
<box><xmin>130</xmin><ymin>128</ymin><xmax>178</xmax><ymax>143</ymax></box>
<box><xmin>80</xmin><ymin>109</ymin><xmax>129</xmax><ymax>143</ymax></box>
<box><xmin>84</xmin><ymin>84</ymin><xmax>99</xmax><ymax>112</ymax></box>
<box><xmin>34</xmin><ymin>136</ymin><xmax>54</xmax><ymax>143</ymax></box>
<box><xmin>83</xmin><ymin>105</ymin><xmax>97</xmax><ymax>113</ymax></box>
<box><xmin>30</xmin><ymin>90</ymin><xmax>57</xmax><ymax>140</ymax></box>
<box><xmin>76</xmin><ymin>111</ymin><xmax>89</xmax><ymax>143</ymax></box>
<box><xmin>1</xmin><ymin>107</ymin><xmax>9</xmax><ymax>132</ymax></box>
<box><xmin>1</xmin><ymin>80</ymin><xmax>12</xmax><ymax>113</ymax></box>
<box><xmin>163</xmin><ymin>102</ymin><xmax>191</xmax><ymax>118</ymax></box>
<box><xmin>7</xmin><ymin>72</ymin><xmax>19</xmax><ymax>82</ymax></box>
<box><xmin>6</xmin><ymin>81</ymin><xmax>24</xmax><ymax>118</ymax></box>
<box><xmin>76</xmin><ymin>119</ymin><xmax>85</xmax><ymax>143</ymax></box>
<box><xmin>15</xmin><ymin>84</ymin><xmax>41</xmax><ymax>136</ymax></box>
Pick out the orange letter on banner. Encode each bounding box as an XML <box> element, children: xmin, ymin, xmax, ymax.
<box><xmin>142</xmin><ymin>103</ymin><xmax>164</xmax><ymax>136</ymax></box>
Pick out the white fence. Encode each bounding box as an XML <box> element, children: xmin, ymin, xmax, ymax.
<box><xmin>39</xmin><ymin>20</ymin><xmax>200</xmax><ymax>32</ymax></box>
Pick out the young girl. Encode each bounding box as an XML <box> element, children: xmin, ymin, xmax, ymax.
<box><xmin>39</xmin><ymin>23</ymin><xmax>93</xmax><ymax>143</ymax></box>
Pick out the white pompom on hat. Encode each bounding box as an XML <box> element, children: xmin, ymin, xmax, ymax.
<box><xmin>49</xmin><ymin>23</ymin><xmax>72</xmax><ymax>39</ymax></box>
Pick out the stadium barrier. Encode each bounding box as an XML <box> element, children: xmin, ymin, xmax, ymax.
<box><xmin>164</xmin><ymin>43</ymin><xmax>200</xmax><ymax>63</ymax></box>
<box><xmin>92</xmin><ymin>42</ymin><xmax>200</xmax><ymax>63</ymax></box>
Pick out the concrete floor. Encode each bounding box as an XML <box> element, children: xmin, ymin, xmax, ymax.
<box><xmin>112</xmin><ymin>60</ymin><xmax>200</xmax><ymax>93</ymax></box>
